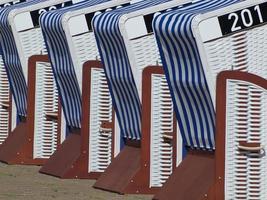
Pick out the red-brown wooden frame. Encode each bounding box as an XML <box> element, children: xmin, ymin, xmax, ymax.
<box><xmin>0</xmin><ymin>55</ymin><xmax>62</xmax><ymax>165</ymax></box>
<box><xmin>39</xmin><ymin>60</ymin><xmax>116</xmax><ymax>179</ymax></box>
<box><xmin>138</xmin><ymin>65</ymin><xmax>177</xmax><ymax>189</ymax></box>
<box><xmin>80</xmin><ymin>60</ymin><xmax>116</xmax><ymax>178</ymax></box>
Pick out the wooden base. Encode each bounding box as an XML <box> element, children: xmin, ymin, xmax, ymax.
<box><xmin>39</xmin><ymin>131</ymin><xmax>100</xmax><ymax>179</ymax></box>
<box><xmin>0</xmin><ymin>121</ymin><xmax>46</xmax><ymax>165</ymax></box>
<box><xmin>0</xmin><ymin>54</ymin><xmax>62</xmax><ymax>166</ymax></box>
<box><xmin>153</xmin><ymin>150</ymin><xmax>215</xmax><ymax>200</ymax></box>
<box><xmin>94</xmin><ymin>145</ymin><xmax>159</xmax><ymax>194</ymax></box>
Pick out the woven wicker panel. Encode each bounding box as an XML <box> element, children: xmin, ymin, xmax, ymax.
<box><xmin>71</xmin><ymin>32</ymin><xmax>99</xmax><ymax>89</ymax></box>
<box><xmin>33</xmin><ymin>61</ymin><xmax>59</xmax><ymax>159</ymax></box>
<box><xmin>150</xmin><ymin>73</ymin><xmax>173</xmax><ymax>187</ymax></box>
<box><xmin>18</xmin><ymin>27</ymin><xmax>46</xmax><ymax>77</ymax></box>
<box><xmin>203</xmin><ymin>25</ymin><xmax>267</xmax><ymax>100</ymax></box>
<box><xmin>0</xmin><ymin>55</ymin><xmax>9</xmax><ymax>144</ymax></box>
<box><xmin>225</xmin><ymin>79</ymin><xmax>267</xmax><ymax>200</ymax></box>
<box><xmin>130</xmin><ymin>34</ymin><xmax>161</xmax><ymax>96</ymax></box>
<box><xmin>89</xmin><ymin>68</ymin><xmax>112</xmax><ymax>172</ymax></box>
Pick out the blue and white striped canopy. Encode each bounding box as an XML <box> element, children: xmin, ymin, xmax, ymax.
<box><xmin>92</xmin><ymin>0</ymin><xmax>190</xmax><ymax>140</ymax></box>
<box><xmin>0</xmin><ymin>0</ymin><xmax>77</xmax><ymax>117</ymax></box>
<box><xmin>153</xmin><ymin>0</ymin><xmax>240</xmax><ymax>150</ymax></box>
<box><xmin>40</xmin><ymin>0</ymin><xmax>116</xmax><ymax>129</ymax></box>
<box><xmin>0</xmin><ymin>0</ymin><xmax>29</xmax><ymax>94</ymax></box>
<box><xmin>0</xmin><ymin>0</ymin><xmax>41</xmax><ymax>117</ymax></box>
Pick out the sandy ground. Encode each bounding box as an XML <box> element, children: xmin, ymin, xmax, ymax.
<box><xmin>0</xmin><ymin>163</ymin><xmax>153</xmax><ymax>200</ymax></box>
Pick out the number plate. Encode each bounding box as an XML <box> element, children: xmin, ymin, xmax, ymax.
<box><xmin>30</xmin><ymin>1</ymin><xmax>74</xmax><ymax>27</ymax></box>
<box><xmin>83</xmin><ymin>3</ymin><xmax>131</xmax><ymax>32</ymax></box>
<box><xmin>0</xmin><ymin>0</ymin><xmax>26</xmax><ymax>8</ymax></box>
<box><xmin>218</xmin><ymin>2</ymin><xmax>267</xmax><ymax>35</ymax></box>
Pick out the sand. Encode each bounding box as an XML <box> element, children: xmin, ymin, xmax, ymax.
<box><xmin>0</xmin><ymin>163</ymin><xmax>153</xmax><ymax>200</ymax></box>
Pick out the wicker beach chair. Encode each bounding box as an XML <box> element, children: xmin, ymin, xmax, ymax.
<box><xmin>37</xmin><ymin>0</ymin><xmax>131</xmax><ymax>179</ymax></box>
<box><xmin>153</xmin><ymin>0</ymin><xmax>267</xmax><ymax>199</ymax></box>
<box><xmin>92</xmin><ymin>0</ymin><xmax>195</xmax><ymax>194</ymax></box>
<box><xmin>0</xmin><ymin>0</ymin><xmax>83</xmax><ymax>165</ymax></box>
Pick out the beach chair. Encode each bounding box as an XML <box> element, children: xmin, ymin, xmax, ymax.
<box><xmin>0</xmin><ymin>0</ymin><xmax>84</xmax><ymax>165</ymax></box>
<box><xmin>37</xmin><ymin>0</ymin><xmax>131</xmax><ymax>179</ymax></box>
<box><xmin>0</xmin><ymin>0</ymin><xmax>30</xmax><ymax>146</ymax></box>
<box><xmin>153</xmin><ymin>0</ymin><xmax>267</xmax><ymax>199</ymax></box>
<box><xmin>92</xmin><ymin>0</ymin><xmax>196</xmax><ymax>194</ymax></box>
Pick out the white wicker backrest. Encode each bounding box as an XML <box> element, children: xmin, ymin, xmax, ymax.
<box><xmin>0</xmin><ymin>54</ymin><xmax>10</xmax><ymax>144</ymax></box>
<box><xmin>89</xmin><ymin>67</ymin><xmax>112</xmax><ymax>172</ymax></box>
<box><xmin>33</xmin><ymin>61</ymin><xmax>64</xmax><ymax>159</ymax></box>
<box><xmin>150</xmin><ymin>73</ymin><xmax>175</xmax><ymax>187</ymax></box>
<box><xmin>224</xmin><ymin>78</ymin><xmax>267</xmax><ymax>199</ymax></box>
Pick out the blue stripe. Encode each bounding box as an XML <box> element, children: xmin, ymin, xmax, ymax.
<box><xmin>153</xmin><ymin>0</ymin><xmax>241</xmax><ymax>149</ymax></box>
<box><xmin>92</xmin><ymin>0</ymin><xmax>190</xmax><ymax>140</ymax></box>
<box><xmin>0</xmin><ymin>0</ymin><xmax>79</xmax><ymax>117</ymax></box>
<box><xmin>39</xmin><ymin>0</ymin><xmax>119</xmax><ymax>128</ymax></box>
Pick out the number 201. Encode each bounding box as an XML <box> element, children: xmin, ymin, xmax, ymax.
<box><xmin>0</xmin><ymin>0</ymin><xmax>21</xmax><ymax>8</ymax></box>
<box><xmin>229</xmin><ymin>5</ymin><xmax>263</xmax><ymax>32</ymax></box>
<box><xmin>38</xmin><ymin>3</ymin><xmax>66</xmax><ymax>15</ymax></box>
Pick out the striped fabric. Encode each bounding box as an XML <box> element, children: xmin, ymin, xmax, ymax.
<box><xmin>0</xmin><ymin>0</ymin><xmax>79</xmax><ymax>117</ymax></box>
<box><xmin>0</xmin><ymin>0</ymin><xmax>34</xmax><ymax>78</ymax></box>
<box><xmin>40</xmin><ymin>0</ymin><xmax>114</xmax><ymax>129</ymax></box>
<box><xmin>0</xmin><ymin>0</ymin><xmax>29</xmax><ymax>93</ymax></box>
<box><xmin>92</xmin><ymin>0</ymin><xmax>190</xmax><ymax>140</ymax></box>
<box><xmin>0</xmin><ymin>0</ymin><xmax>82</xmax><ymax>116</ymax></box>
<box><xmin>0</xmin><ymin>0</ymin><xmax>46</xmax><ymax>117</ymax></box>
<box><xmin>153</xmin><ymin>0</ymin><xmax>240</xmax><ymax>150</ymax></box>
